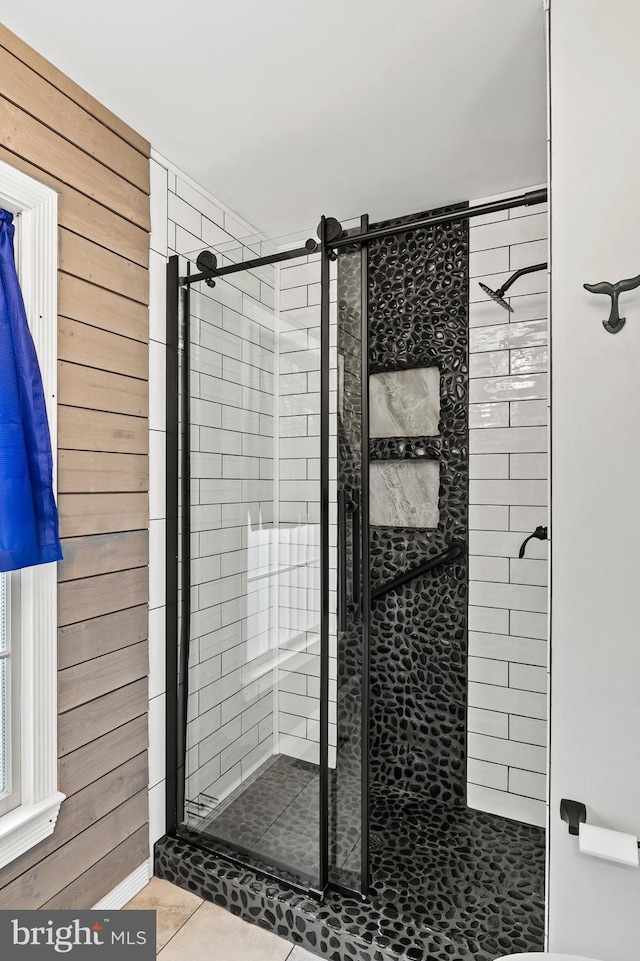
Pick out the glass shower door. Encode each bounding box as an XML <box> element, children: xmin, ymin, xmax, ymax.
<box><xmin>169</xmin><ymin>217</ymin><xmax>372</xmax><ymax>895</ymax></box>
<box><xmin>328</xmin><ymin>218</ymin><xmax>370</xmax><ymax>894</ymax></box>
<box><xmin>177</xmin><ymin>237</ymin><xmax>327</xmax><ymax>891</ymax></box>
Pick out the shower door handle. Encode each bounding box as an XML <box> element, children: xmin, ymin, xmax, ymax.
<box><xmin>338</xmin><ymin>489</ymin><xmax>362</xmax><ymax>631</ymax></box>
<box><xmin>338</xmin><ymin>489</ymin><xmax>347</xmax><ymax>632</ymax></box>
<box><xmin>351</xmin><ymin>491</ymin><xmax>361</xmax><ymax>613</ymax></box>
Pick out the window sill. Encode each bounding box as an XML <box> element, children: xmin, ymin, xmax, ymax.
<box><xmin>0</xmin><ymin>791</ymin><xmax>65</xmax><ymax>870</ymax></box>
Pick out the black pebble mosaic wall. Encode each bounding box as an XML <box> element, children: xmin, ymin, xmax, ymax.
<box><xmin>367</xmin><ymin>204</ymin><xmax>469</xmax><ymax>802</ymax></box>
<box><xmin>370</xmin><ymin>437</ymin><xmax>441</xmax><ymax>461</ymax></box>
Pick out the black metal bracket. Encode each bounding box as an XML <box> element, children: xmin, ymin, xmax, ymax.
<box><xmin>560</xmin><ymin>798</ymin><xmax>640</xmax><ymax>851</ymax></box>
<box><xmin>583</xmin><ymin>273</ymin><xmax>640</xmax><ymax>334</ymax></box>
<box><xmin>518</xmin><ymin>525</ymin><xmax>548</xmax><ymax>559</ymax></box>
<box><xmin>317</xmin><ymin>217</ymin><xmax>344</xmax><ymax>260</ymax></box>
<box><xmin>560</xmin><ymin>798</ymin><xmax>587</xmax><ymax>836</ymax></box>
<box><xmin>195</xmin><ymin>250</ymin><xmax>217</xmax><ymax>288</ymax></box>
<box><xmin>318</xmin><ymin>216</ymin><xmax>344</xmax><ymax>245</ymax></box>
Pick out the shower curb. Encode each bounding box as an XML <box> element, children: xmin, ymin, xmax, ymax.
<box><xmin>154</xmin><ymin>834</ymin><xmax>396</xmax><ymax>961</ymax></box>
<box><xmin>154</xmin><ymin>835</ymin><xmax>482</xmax><ymax>961</ymax></box>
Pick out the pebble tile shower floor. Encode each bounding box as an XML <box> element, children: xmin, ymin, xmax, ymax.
<box><xmin>156</xmin><ymin>773</ymin><xmax>544</xmax><ymax>961</ymax></box>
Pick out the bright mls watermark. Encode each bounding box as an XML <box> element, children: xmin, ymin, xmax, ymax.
<box><xmin>0</xmin><ymin>911</ymin><xmax>155</xmax><ymax>960</ymax></box>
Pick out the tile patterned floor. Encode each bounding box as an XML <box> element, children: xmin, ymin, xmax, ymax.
<box><xmin>186</xmin><ymin>755</ymin><xmax>322</xmax><ymax>886</ymax></box>
<box><xmin>126</xmin><ymin>877</ymin><xmax>315</xmax><ymax>961</ymax></box>
<box><xmin>172</xmin><ymin>759</ymin><xmax>545</xmax><ymax>961</ymax></box>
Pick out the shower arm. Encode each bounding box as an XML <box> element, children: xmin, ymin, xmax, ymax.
<box><xmin>495</xmin><ymin>262</ymin><xmax>547</xmax><ymax>298</ymax></box>
<box><xmin>371</xmin><ymin>540</ymin><xmax>465</xmax><ymax>602</ymax></box>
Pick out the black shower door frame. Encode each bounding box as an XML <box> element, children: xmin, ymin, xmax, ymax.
<box><xmin>164</xmin><ymin>237</ymin><xmax>344</xmax><ymax>896</ymax></box>
<box><xmin>326</xmin><ymin>215</ymin><xmax>372</xmax><ymax>895</ymax></box>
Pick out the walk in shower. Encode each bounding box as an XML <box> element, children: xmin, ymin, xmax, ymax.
<box><xmin>158</xmin><ymin>190</ymin><xmax>549</xmax><ymax>961</ymax></box>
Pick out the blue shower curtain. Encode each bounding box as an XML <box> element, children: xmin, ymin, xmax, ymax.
<box><xmin>0</xmin><ymin>209</ymin><xmax>62</xmax><ymax>572</ymax></box>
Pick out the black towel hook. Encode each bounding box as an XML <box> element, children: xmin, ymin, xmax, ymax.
<box><xmin>583</xmin><ymin>273</ymin><xmax>640</xmax><ymax>334</ymax></box>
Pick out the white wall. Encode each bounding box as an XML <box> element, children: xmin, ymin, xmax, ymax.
<box><xmin>148</xmin><ymin>159</ymin><xmax>342</xmax><ymax>832</ymax></box>
<box><xmin>275</xmin><ymin>255</ymin><xmax>323</xmax><ymax>763</ymax></box>
<box><xmin>275</xmin><ymin>256</ymin><xmax>337</xmax><ymax>763</ymax></box>
<box><xmin>466</xmin><ymin>190</ymin><xmax>549</xmax><ymax>827</ymax></box>
<box><xmin>549</xmin><ymin>2</ymin><xmax>640</xmax><ymax>958</ymax></box>
<box><xmin>148</xmin><ymin>152</ymin><xmax>276</xmax><ymax>839</ymax></box>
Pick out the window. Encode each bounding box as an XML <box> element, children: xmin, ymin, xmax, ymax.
<box><xmin>0</xmin><ymin>573</ymin><xmax>8</xmax><ymax>799</ymax></box>
<box><xmin>0</xmin><ymin>159</ymin><xmax>64</xmax><ymax>869</ymax></box>
<box><xmin>0</xmin><ymin>570</ymin><xmax>20</xmax><ymax>818</ymax></box>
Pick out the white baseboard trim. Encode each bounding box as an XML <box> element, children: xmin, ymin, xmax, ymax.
<box><xmin>92</xmin><ymin>858</ymin><xmax>153</xmax><ymax>910</ymax></box>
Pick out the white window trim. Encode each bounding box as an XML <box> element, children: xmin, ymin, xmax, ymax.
<box><xmin>0</xmin><ymin>158</ymin><xmax>64</xmax><ymax>869</ymax></box>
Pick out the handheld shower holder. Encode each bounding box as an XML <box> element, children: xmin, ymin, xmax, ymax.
<box><xmin>518</xmin><ymin>526</ymin><xmax>548</xmax><ymax>559</ymax></box>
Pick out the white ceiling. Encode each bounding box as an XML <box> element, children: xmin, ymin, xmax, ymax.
<box><xmin>0</xmin><ymin>0</ymin><xmax>547</xmax><ymax>232</ymax></box>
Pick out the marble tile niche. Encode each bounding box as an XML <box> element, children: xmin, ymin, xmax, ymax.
<box><xmin>370</xmin><ymin>460</ymin><xmax>440</xmax><ymax>528</ymax></box>
<box><xmin>369</xmin><ymin>367</ymin><xmax>441</xmax><ymax>438</ymax></box>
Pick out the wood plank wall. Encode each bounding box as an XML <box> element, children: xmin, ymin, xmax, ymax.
<box><xmin>0</xmin><ymin>25</ymin><xmax>151</xmax><ymax>907</ymax></box>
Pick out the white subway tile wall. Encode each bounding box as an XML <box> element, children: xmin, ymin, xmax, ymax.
<box><xmin>275</xmin><ymin>256</ymin><xmax>338</xmax><ymax>764</ymax></box>
<box><xmin>150</xmin><ymin>166</ymin><xmax>550</xmax><ymax>837</ymax></box>
<box><xmin>150</xmin><ymin>153</ymin><xmax>339</xmax><ymax>828</ymax></box>
<box><xmin>150</xmin><ymin>156</ymin><xmax>280</xmax><ymax>820</ymax></box>
<box><xmin>467</xmin><ymin>191</ymin><xmax>549</xmax><ymax>828</ymax></box>
<box><xmin>185</xmin><ymin>254</ymin><xmax>278</xmax><ymax>807</ymax></box>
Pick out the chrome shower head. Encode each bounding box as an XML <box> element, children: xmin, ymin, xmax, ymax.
<box><xmin>478</xmin><ymin>281</ymin><xmax>514</xmax><ymax>313</ymax></box>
